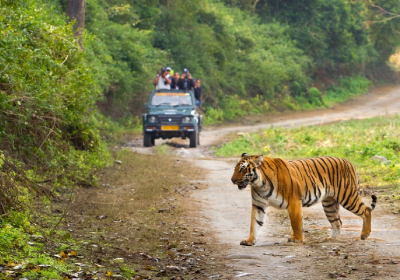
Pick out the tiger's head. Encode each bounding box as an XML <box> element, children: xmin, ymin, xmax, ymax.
<box><xmin>231</xmin><ymin>153</ymin><xmax>264</xmax><ymax>190</ymax></box>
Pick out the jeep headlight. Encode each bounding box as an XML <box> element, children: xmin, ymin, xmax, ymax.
<box><xmin>182</xmin><ymin>116</ymin><xmax>191</xmax><ymax>123</ymax></box>
<box><xmin>148</xmin><ymin>116</ymin><xmax>158</xmax><ymax>123</ymax></box>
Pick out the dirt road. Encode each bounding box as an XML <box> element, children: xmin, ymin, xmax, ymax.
<box><xmin>191</xmin><ymin>86</ymin><xmax>400</xmax><ymax>279</ymax></box>
<box><xmin>132</xmin><ymin>85</ymin><xmax>400</xmax><ymax>279</ymax></box>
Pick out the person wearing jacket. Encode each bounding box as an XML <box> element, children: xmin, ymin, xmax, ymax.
<box><xmin>177</xmin><ymin>68</ymin><xmax>194</xmax><ymax>90</ymax></box>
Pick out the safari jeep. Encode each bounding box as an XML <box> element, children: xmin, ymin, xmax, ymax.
<box><xmin>142</xmin><ymin>89</ymin><xmax>203</xmax><ymax>148</ymax></box>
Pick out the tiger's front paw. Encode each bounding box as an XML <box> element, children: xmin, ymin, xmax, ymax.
<box><xmin>287</xmin><ymin>236</ymin><xmax>303</xmax><ymax>243</ymax></box>
<box><xmin>240</xmin><ymin>239</ymin><xmax>256</xmax><ymax>246</ymax></box>
<box><xmin>360</xmin><ymin>233</ymin><xmax>370</xmax><ymax>240</ymax></box>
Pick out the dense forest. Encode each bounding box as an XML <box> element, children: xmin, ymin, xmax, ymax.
<box><xmin>1</xmin><ymin>0</ymin><xmax>400</xmax><ymax>215</ymax></box>
<box><xmin>0</xmin><ymin>0</ymin><xmax>400</xmax><ymax>278</ymax></box>
<box><xmin>80</xmin><ymin>0</ymin><xmax>400</xmax><ymax>121</ymax></box>
<box><xmin>31</xmin><ymin>0</ymin><xmax>400</xmax><ymax>122</ymax></box>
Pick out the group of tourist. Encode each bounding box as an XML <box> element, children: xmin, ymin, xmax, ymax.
<box><xmin>153</xmin><ymin>67</ymin><xmax>202</xmax><ymax>106</ymax></box>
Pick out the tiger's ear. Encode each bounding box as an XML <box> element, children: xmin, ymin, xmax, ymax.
<box><xmin>241</xmin><ymin>153</ymin><xmax>248</xmax><ymax>158</ymax></box>
<box><xmin>255</xmin><ymin>155</ymin><xmax>264</xmax><ymax>167</ymax></box>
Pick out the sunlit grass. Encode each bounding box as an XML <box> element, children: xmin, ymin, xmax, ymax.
<box><xmin>215</xmin><ymin>115</ymin><xmax>400</xmax><ymax>187</ymax></box>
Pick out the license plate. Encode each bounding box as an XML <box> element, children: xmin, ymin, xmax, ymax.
<box><xmin>161</xmin><ymin>125</ymin><xmax>179</xmax><ymax>131</ymax></box>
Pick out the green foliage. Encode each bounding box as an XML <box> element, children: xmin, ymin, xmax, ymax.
<box><xmin>323</xmin><ymin>75</ymin><xmax>372</xmax><ymax>107</ymax></box>
<box><xmin>255</xmin><ymin>0</ymin><xmax>377</xmax><ymax>72</ymax></box>
<box><xmin>308</xmin><ymin>87</ymin><xmax>324</xmax><ymax>107</ymax></box>
<box><xmin>204</xmin><ymin>94</ymin><xmax>270</xmax><ymax>124</ymax></box>
<box><xmin>120</xmin><ymin>265</ymin><xmax>137</xmax><ymax>278</ymax></box>
<box><xmin>83</xmin><ymin>0</ymin><xmax>165</xmax><ymax>118</ymax></box>
<box><xmin>367</xmin><ymin>0</ymin><xmax>400</xmax><ymax>60</ymax></box>
<box><xmin>280</xmin><ymin>95</ymin><xmax>299</xmax><ymax>111</ymax></box>
<box><xmin>45</xmin><ymin>0</ymin><xmax>400</xmax><ymax>123</ymax></box>
<box><xmin>0</xmin><ymin>0</ymin><xmax>99</xmax><ymax>151</ymax></box>
<box><xmin>42</xmin><ymin>0</ymin><xmax>399</xmax><ymax>123</ymax></box>
<box><xmin>204</xmin><ymin>107</ymin><xmax>225</xmax><ymax>125</ymax></box>
<box><xmin>0</xmin><ymin>211</ymin><xmax>70</xmax><ymax>279</ymax></box>
<box><xmin>154</xmin><ymin>1</ymin><xmax>311</xmax><ymax>104</ymax></box>
<box><xmin>215</xmin><ymin>115</ymin><xmax>400</xmax><ymax>186</ymax></box>
<box><xmin>0</xmin><ymin>0</ymin><xmax>111</xmax><ymax>216</ymax></box>
<box><xmin>0</xmin><ymin>224</ymin><xmax>30</xmax><ymax>258</ymax></box>
<box><xmin>294</xmin><ymin>87</ymin><xmax>324</xmax><ymax>109</ymax></box>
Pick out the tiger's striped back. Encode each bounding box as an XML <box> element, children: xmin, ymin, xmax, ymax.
<box><xmin>288</xmin><ymin>156</ymin><xmax>374</xmax><ymax>214</ymax></box>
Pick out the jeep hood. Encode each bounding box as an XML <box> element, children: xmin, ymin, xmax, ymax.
<box><xmin>147</xmin><ymin>107</ymin><xmax>195</xmax><ymax>115</ymax></box>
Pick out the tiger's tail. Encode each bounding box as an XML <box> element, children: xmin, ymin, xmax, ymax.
<box><xmin>370</xmin><ymin>195</ymin><xmax>377</xmax><ymax>211</ymax></box>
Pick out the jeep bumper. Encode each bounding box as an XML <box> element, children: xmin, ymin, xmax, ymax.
<box><xmin>143</xmin><ymin>124</ymin><xmax>197</xmax><ymax>139</ymax></box>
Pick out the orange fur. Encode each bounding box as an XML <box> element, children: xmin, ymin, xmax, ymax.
<box><xmin>231</xmin><ymin>154</ymin><xmax>377</xmax><ymax>245</ymax></box>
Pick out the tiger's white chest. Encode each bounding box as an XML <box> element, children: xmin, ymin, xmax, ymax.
<box><xmin>251</xmin><ymin>176</ymin><xmax>288</xmax><ymax>209</ymax></box>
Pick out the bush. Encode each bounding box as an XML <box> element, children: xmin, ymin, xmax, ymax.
<box><xmin>0</xmin><ymin>0</ymin><xmax>109</xmax><ymax>214</ymax></box>
<box><xmin>323</xmin><ymin>76</ymin><xmax>371</xmax><ymax>106</ymax></box>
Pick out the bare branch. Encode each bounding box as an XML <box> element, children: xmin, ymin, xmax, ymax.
<box><xmin>369</xmin><ymin>2</ymin><xmax>400</xmax><ymax>23</ymax></box>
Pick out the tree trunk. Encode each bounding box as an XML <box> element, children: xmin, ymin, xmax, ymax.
<box><xmin>66</xmin><ymin>0</ymin><xmax>86</xmax><ymax>48</ymax></box>
<box><xmin>252</xmin><ymin>0</ymin><xmax>259</xmax><ymax>14</ymax></box>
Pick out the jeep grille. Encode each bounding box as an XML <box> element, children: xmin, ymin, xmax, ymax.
<box><xmin>158</xmin><ymin>115</ymin><xmax>182</xmax><ymax>124</ymax></box>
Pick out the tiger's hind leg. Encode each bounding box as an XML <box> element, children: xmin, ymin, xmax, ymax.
<box><xmin>361</xmin><ymin>207</ymin><xmax>372</xmax><ymax>240</ymax></box>
<box><xmin>322</xmin><ymin>197</ymin><xmax>342</xmax><ymax>239</ymax></box>
<box><xmin>341</xmin><ymin>193</ymin><xmax>374</xmax><ymax>240</ymax></box>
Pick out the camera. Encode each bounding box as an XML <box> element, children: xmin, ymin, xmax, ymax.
<box><xmin>160</xmin><ymin>67</ymin><xmax>166</xmax><ymax>76</ymax></box>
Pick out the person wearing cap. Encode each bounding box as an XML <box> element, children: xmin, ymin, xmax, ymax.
<box><xmin>165</xmin><ymin>67</ymin><xmax>172</xmax><ymax>78</ymax></box>
<box><xmin>178</xmin><ymin>68</ymin><xmax>194</xmax><ymax>90</ymax></box>
<box><xmin>153</xmin><ymin>67</ymin><xmax>171</xmax><ymax>90</ymax></box>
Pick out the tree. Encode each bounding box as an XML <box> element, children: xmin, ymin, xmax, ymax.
<box><xmin>66</xmin><ymin>0</ymin><xmax>86</xmax><ymax>47</ymax></box>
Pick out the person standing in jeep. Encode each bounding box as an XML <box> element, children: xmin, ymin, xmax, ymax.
<box><xmin>153</xmin><ymin>67</ymin><xmax>171</xmax><ymax>90</ymax></box>
<box><xmin>178</xmin><ymin>68</ymin><xmax>194</xmax><ymax>90</ymax></box>
<box><xmin>194</xmin><ymin>78</ymin><xmax>202</xmax><ymax>107</ymax></box>
<box><xmin>170</xmin><ymin>71</ymin><xmax>180</xmax><ymax>90</ymax></box>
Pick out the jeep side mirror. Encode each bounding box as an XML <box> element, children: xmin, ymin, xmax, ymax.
<box><xmin>143</xmin><ymin>103</ymin><xmax>148</xmax><ymax>109</ymax></box>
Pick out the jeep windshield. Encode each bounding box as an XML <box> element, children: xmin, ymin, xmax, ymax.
<box><xmin>150</xmin><ymin>92</ymin><xmax>193</xmax><ymax>107</ymax></box>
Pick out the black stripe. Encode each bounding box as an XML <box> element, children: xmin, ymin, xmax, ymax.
<box><xmin>324</xmin><ymin>210</ymin><xmax>338</xmax><ymax>213</ymax></box>
<box><xmin>251</xmin><ymin>192</ymin><xmax>267</xmax><ymax>207</ymax></box>
<box><xmin>259</xmin><ymin>165</ymin><xmax>275</xmax><ymax>198</ymax></box>
<box><xmin>310</xmin><ymin>158</ymin><xmax>326</xmax><ymax>188</ymax></box>
<box><xmin>353</xmin><ymin>202</ymin><xmax>365</xmax><ymax>216</ymax></box>
<box><xmin>323</xmin><ymin>202</ymin><xmax>337</xmax><ymax>208</ymax></box>
<box><xmin>253</xmin><ymin>205</ymin><xmax>265</xmax><ymax>214</ymax></box>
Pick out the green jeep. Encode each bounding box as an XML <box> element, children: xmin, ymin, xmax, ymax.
<box><xmin>142</xmin><ymin>89</ymin><xmax>203</xmax><ymax>148</ymax></box>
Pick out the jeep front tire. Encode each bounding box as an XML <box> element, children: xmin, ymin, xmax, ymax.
<box><xmin>143</xmin><ymin>133</ymin><xmax>153</xmax><ymax>147</ymax></box>
<box><xmin>189</xmin><ymin>131</ymin><xmax>198</xmax><ymax>148</ymax></box>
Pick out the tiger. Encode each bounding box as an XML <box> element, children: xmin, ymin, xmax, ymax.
<box><xmin>231</xmin><ymin>153</ymin><xmax>377</xmax><ymax>246</ymax></box>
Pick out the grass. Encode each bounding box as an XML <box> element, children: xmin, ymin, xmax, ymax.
<box><xmin>215</xmin><ymin>114</ymin><xmax>400</xmax><ymax>188</ymax></box>
<box><xmin>0</xmin><ymin>212</ymin><xmax>72</xmax><ymax>279</ymax></box>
